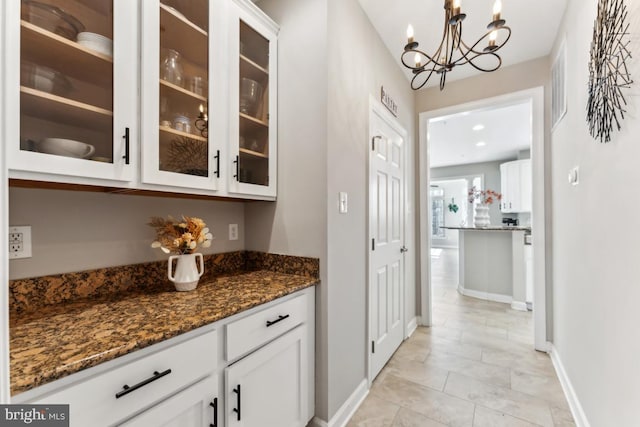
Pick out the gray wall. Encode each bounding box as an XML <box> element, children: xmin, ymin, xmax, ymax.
<box><xmin>326</xmin><ymin>0</ymin><xmax>416</xmax><ymax>418</ymax></box>
<box><xmin>431</xmin><ymin>160</ymin><xmax>514</xmax><ymax>225</ymax></box>
<box><xmin>549</xmin><ymin>0</ymin><xmax>640</xmax><ymax>424</ymax></box>
<box><xmin>243</xmin><ymin>0</ymin><xmax>330</xmax><ymax>418</ymax></box>
<box><xmin>249</xmin><ymin>0</ymin><xmax>417</xmax><ymax>422</ymax></box>
<box><xmin>8</xmin><ymin>188</ymin><xmax>245</xmax><ymax>279</ymax></box>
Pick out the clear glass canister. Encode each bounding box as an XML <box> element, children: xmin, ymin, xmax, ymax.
<box><xmin>161</xmin><ymin>49</ymin><xmax>184</xmax><ymax>87</ymax></box>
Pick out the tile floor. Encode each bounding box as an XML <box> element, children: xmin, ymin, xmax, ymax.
<box><xmin>346</xmin><ymin>248</ymin><xmax>575</xmax><ymax>427</ymax></box>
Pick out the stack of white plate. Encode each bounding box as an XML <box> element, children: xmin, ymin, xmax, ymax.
<box><xmin>77</xmin><ymin>32</ymin><xmax>113</xmax><ymax>57</ymax></box>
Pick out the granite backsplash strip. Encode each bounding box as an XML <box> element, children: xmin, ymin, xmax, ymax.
<box><xmin>245</xmin><ymin>251</ymin><xmax>320</xmax><ymax>278</ymax></box>
<box><xmin>9</xmin><ymin>251</ymin><xmax>318</xmax><ymax>314</ymax></box>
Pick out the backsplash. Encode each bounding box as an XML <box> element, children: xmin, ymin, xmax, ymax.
<box><xmin>10</xmin><ymin>251</ymin><xmax>319</xmax><ymax>314</ymax></box>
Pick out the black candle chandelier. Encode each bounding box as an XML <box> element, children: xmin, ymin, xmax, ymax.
<box><xmin>402</xmin><ymin>0</ymin><xmax>511</xmax><ymax>91</ymax></box>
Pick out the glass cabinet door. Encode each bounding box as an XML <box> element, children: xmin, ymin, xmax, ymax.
<box><xmin>141</xmin><ymin>0</ymin><xmax>219</xmax><ymax>190</ymax></box>
<box><xmin>9</xmin><ymin>0</ymin><xmax>135</xmax><ymax>181</ymax></box>
<box><xmin>229</xmin><ymin>4</ymin><xmax>277</xmax><ymax>198</ymax></box>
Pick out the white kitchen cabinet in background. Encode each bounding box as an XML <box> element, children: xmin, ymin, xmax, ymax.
<box><xmin>500</xmin><ymin>159</ymin><xmax>532</xmax><ymax>213</ymax></box>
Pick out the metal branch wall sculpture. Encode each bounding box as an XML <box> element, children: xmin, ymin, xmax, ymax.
<box><xmin>587</xmin><ymin>0</ymin><xmax>633</xmax><ymax>143</ymax></box>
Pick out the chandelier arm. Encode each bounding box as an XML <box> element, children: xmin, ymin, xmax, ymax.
<box><xmin>411</xmin><ymin>67</ymin><xmax>438</xmax><ymax>90</ymax></box>
<box><xmin>465</xmin><ymin>52</ymin><xmax>503</xmax><ymax>72</ymax></box>
<box><xmin>401</xmin><ymin>48</ymin><xmax>443</xmax><ymax>70</ymax></box>
<box><xmin>448</xmin><ymin>26</ymin><xmax>511</xmax><ymax>68</ymax></box>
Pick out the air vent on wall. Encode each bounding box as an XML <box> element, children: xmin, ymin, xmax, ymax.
<box><xmin>551</xmin><ymin>39</ymin><xmax>567</xmax><ymax>130</ymax></box>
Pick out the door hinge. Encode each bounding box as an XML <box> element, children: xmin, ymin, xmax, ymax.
<box><xmin>371</xmin><ymin>340</ymin><xmax>375</xmax><ymax>353</ymax></box>
<box><xmin>371</xmin><ymin>238</ymin><xmax>375</xmax><ymax>251</ymax></box>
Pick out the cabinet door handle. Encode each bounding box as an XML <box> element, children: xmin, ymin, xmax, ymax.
<box><xmin>233</xmin><ymin>155</ymin><xmax>239</xmax><ymax>181</ymax></box>
<box><xmin>115</xmin><ymin>369</ymin><xmax>171</xmax><ymax>399</ymax></box>
<box><xmin>122</xmin><ymin>127</ymin><xmax>130</xmax><ymax>165</ymax></box>
<box><xmin>266</xmin><ymin>314</ymin><xmax>290</xmax><ymax>327</ymax></box>
<box><xmin>233</xmin><ymin>384</ymin><xmax>242</xmax><ymax>421</ymax></box>
<box><xmin>213</xmin><ymin>150</ymin><xmax>220</xmax><ymax>178</ymax></box>
<box><xmin>209</xmin><ymin>397</ymin><xmax>218</xmax><ymax>427</ymax></box>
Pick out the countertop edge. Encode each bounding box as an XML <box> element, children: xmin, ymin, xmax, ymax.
<box><xmin>10</xmin><ymin>271</ymin><xmax>319</xmax><ymax>395</ymax></box>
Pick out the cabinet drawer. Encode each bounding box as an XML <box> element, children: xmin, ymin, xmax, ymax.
<box><xmin>226</xmin><ymin>294</ymin><xmax>307</xmax><ymax>361</ymax></box>
<box><xmin>34</xmin><ymin>329</ymin><xmax>217</xmax><ymax>427</ymax></box>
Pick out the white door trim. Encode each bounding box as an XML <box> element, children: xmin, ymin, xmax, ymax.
<box><xmin>418</xmin><ymin>86</ymin><xmax>548</xmax><ymax>351</ymax></box>
<box><xmin>367</xmin><ymin>96</ymin><xmax>408</xmax><ymax>384</ymax></box>
<box><xmin>0</xmin><ymin>0</ymin><xmax>11</xmax><ymax>403</ymax></box>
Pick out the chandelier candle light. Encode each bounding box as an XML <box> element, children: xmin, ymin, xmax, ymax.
<box><xmin>402</xmin><ymin>0</ymin><xmax>511</xmax><ymax>90</ymax></box>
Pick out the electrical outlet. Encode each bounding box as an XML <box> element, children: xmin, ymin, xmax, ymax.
<box><xmin>9</xmin><ymin>226</ymin><xmax>32</xmax><ymax>259</ymax></box>
<box><xmin>229</xmin><ymin>224</ymin><xmax>239</xmax><ymax>241</ymax></box>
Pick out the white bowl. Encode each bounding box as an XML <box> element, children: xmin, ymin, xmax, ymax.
<box><xmin>35</xmin><ymin>138</ymin><xmax>95</xmax><ymax>159</ymax></box>
<box><xmin>77</xmin><ymin>31</ymin><xmax>112</xmax><ymax>44</ymax></box>
<box><xmin>78</xmin><ymin>40</ymin><xmax>112</xmax><ymax>57</ymax></box>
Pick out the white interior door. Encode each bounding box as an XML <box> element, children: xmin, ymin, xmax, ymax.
<box><xmin>369</xmin><ymin>104</ymin><xmax>406</xmax><ymax>381</ymax></box>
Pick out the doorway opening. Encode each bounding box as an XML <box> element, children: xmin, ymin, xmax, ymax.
<box><xmin>418</xmin><ymin>87</ymin><xmax>547</xmax><ymax>352</ymax></box>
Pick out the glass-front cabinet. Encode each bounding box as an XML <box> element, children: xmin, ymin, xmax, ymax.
<box><xmin>6</xmin><ymin>0</ymin><xmax>137</xmax><ymax>181</ymax></box>
<box><xmin>141</xmin><ymin>0</ymin><xmax>221</xmax><ymax>191</ymax></box>
<box><xmin>228</xmin><ymin>1</ymin><xmax>278</xmax><ymax>198</ymax></box>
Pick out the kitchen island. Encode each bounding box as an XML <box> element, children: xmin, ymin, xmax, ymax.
<box><xmin>443</xmin><ymin>226</ymin><xmax>531</xmax><ymax>309</ymax></box>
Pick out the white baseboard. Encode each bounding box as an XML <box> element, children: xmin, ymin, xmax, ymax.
<box><xmin>310</xmin><ymin>379</ymin><xmax>369</xmax><ymax>427</ymax></box>
<box><xmin>511</xmin><ymin>301</ymin><xmax>528</xmax><ymax>311</ymax></box>
<box><xmin>549</xmin><ymin>344</ymin><xmax>590</xmax><ymax>427</ymax></box>
<box><xmin>406</xmin><ymin>317</ymin><xmax>418</xmax><ymax>338</ymax></box>
<box><xmin>458</xmin><ymin>285</ymin><xmax>512</xmax><ymax>304</ymax></box>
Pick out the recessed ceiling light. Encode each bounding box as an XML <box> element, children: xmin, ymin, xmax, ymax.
<box><xmin>476</xmin><ymin>141</ymin><xmax>486</xmax><ymax>147</ymax></box>
<box><xmin>473</xmin><ymin>124</ymin><xmax>485</xmax><ymax>131</ymax></box>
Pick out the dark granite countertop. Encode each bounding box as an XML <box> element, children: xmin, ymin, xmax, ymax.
<box><xmin>442</xmin><ymin>226</ymin><xmax>532</xmax><ymax>232</ymax></box>
<box><xmin>10</xmin><ymin>270</ymin><xmax>318</xmax><ymax>395</ymax></box>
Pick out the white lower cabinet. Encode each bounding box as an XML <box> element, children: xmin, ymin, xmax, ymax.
<box><xmin>30</xmin><ymin>329</ymin><xmax>218</xmax><ymax>427</ymax></box>
<box><xmin>120</xmin><ymin>374</ymin><xmax>219</xmax><ymax>427</ymax></box>
<box><xmin>16</xmin><ymin>288</ymin><xmax>315</xmax><ymax>427</ymax></box>
<box><xmin>225</xmin><ymin>326</ymin><xmax>308</xmax><ymax>427</ymax></box>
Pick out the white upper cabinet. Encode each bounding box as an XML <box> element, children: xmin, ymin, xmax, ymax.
<box><xmin>227</xmin><ymin>0</ymin><xmax>278</xmax><ymax>198</ymax></box>
<box><xmin>5</xmin><ymin>0</ymin><xmax>278</xmax><ymax>200</ymax></box>
<box><xmin>140</xmin><ymin>0</ymin><xmax>224</xmax><ymax>191</ymax></box>
<box><xmin>500</xmin><ymin>159</ymin><xmax>532</xmax><ymax>213</ymax></box>
<box><xmin>6</xmin><ymin>0</ymin><xmax>137</xmax><ymax>182</ymax></box>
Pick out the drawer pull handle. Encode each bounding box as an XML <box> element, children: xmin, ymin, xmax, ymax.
<box><xmin>115</xmin><ymin>369</ymin><xmax>172</xmax><ymax>399</ymax></box>
<box><xmin>266</xmin><ymin>314</ymin><xmax>290</xmax><ymax>327</ymax></box>
<box><xmin>209</xmin><ymin>397</ymin><xmax>218</xmax><ymax>427</ymax></box>
<box><xmin>233</xmin><ymin>384</ymin><xmax>242</xmax><ymax>421</ymax></box>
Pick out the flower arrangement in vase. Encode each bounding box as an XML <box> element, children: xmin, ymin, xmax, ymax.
<box><xmin>467</xmin><ymin>187</ymin><xmax>502</xmax><ymax>227</ymax></box>
<box><xmin>148</xmin><ymin>215</ymin><xmax>213</xmax><ymax>291</ymax></box>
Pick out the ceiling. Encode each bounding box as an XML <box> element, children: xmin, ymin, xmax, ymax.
<box><xmin>428</xmin><ymin>101</ymin><xmax>531</xmax><ymax>168</ymax></box>
<box><xmin>358</xmin><ymin>0</ymin><xmax>568</xmax><ymax>88</ymax></box>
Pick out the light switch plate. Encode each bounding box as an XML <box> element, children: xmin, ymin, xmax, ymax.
<box><xmin>9</xmin><ymin>225</ymin><xmax>32</xmax><ymax>259</ymax></box>
<box><xmin>339</xmin><ymin>192</ymin><xmax>348</xmax><ymax>213</ymax></box>
<box><xmin>568</xmin><ymin>166</ymin><xmax>579</xmax><ymax>186</ymax></box>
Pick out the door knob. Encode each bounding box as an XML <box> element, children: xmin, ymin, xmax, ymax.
<box><xmin>400</xmin><ymin>246</ymin><xmax>408</xmax><ymax>253</ymax></box>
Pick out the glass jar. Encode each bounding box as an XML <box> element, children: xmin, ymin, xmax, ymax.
<box><xmin>161</xmin><ymin>49</ymin><xmax>184</xmax><ymax>87</ymax></box>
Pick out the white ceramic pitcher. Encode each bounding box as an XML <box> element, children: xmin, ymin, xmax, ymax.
<box><xmin>168</xmin><ymin>253</ymin><xmax>204</xmax><ymax>291</ymax></box>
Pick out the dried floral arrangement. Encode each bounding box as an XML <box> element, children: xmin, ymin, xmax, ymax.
<box><xmin>149</xmin><ymin>215</ymin><xmax>213</xmax><ymax>254</ymax></box>
<box><xmin>468</xmin><ymin>186</ymin><xmax>502</xmax><ymax>205</ymax></box>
